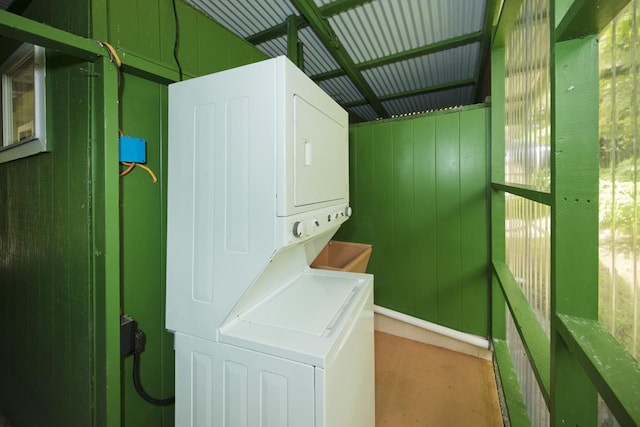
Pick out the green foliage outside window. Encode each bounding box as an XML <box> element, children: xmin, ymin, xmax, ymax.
<box><xmin>598</xmin><ymin>1</ymin><xmax>640</xmax><ymax>360</ymax></box>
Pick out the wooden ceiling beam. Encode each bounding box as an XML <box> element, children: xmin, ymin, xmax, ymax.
<box><xmin>290</xmin><ymin>0</ymin><xmax>388</xmax><ymax>118</ymax></box>
<box><xmin>247</xmin><ymin>0</ymin><xmax>373</xmax><ymax>45</ymax></box>
<box><xmin>312</xmin><ymin>31</ymin><xmax>484</xmax><ymax>82</ymax></box>
<box><xmin>343</xmin><ymin>78</ymin><xmax>477</xmax><ymax>109</ymax></box>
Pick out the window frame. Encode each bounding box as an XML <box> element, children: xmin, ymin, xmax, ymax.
<box><xmin>0</xmin><ymin>42</ymin><xmax>47</xmax><ymax>163</ymax></box>
<box><xmin>491</xmin><ymin>0</ymin><xmax>640</xmax><ymax>425</ymax></box>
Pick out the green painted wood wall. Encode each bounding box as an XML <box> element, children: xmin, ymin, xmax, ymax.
<box><xmin>0</xmin><ymin>1</ymin><xmax>95</xmax><ymax>426</ymax></box>
<box><xmin>118</xmin><ymin>72</ymin><xmax>174</xmax><ymax>427</ymax></box>
<box><xmin>100</xmin><ymin>0</ymin><xmax>266</xmax><ymax>75</ymax></box>
<box><xmin>0</xmin><ymin>1</ymin><xmax>266</xmax><ymax>426</ymax></box>
<box><xmin>336</xmin><ymin>105</ymin><xmax>490</xmax><ymax>336</ymax></box>
<box><xmin>0</xmin><ymin>53</ymin><xmax>95</xmax><ymax>426</ymax></box>
<box><xmin>96</xmin><ymin>1</ymin><xmax>267</xmax><ymax>426</ymax></box>
<box><xmin>0</xmin><ymin>2</ymin><xmax>490</xmax><ymax>425</ymax></box>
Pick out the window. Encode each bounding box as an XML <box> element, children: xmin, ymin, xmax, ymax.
<box><xmin>503</xmin><ymin>0</ymin><xmax>552</xmax><ymax>424</ymax></box>
<box><xmin>598</xmin><ymin>0</ymin><xmax>639</xmax><ymax>362</ymax></box>
<box><xmin>0</xmin><ymin>43</ymin><xmax>46</xmax><ymax>163</ymax></box>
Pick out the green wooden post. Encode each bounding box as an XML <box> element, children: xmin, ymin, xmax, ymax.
<box><xmin>550</xmin><ymin>34</ymin><xmax>600</xmax><ymax>427</ymax></box>
<box><xmin>287</xmin><ymin>15</ymin><xmax>301</xmax><ymax>68</ymax></box>
<box><xmin>490</xmin><ymin>46</ymin><xmax>506</xmax><ymax>341</ymax></box>
<box><xmin>92</xmin><ymin>55</ymin><xmax>121</xmax><ymax>427</ymax></box>
<box><xmin>490</xmin><ymin>44</ymin><xmax>531</xmax><ymax>425</ymax></box>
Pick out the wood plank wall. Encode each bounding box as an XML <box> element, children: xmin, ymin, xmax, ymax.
<box><xmin>336</xmin><ymin>106</ymin><xmax>490</xmax><ymax>336</ymax></box>
<box><xmin>104</xmin><ymin>1</ymin><xmax>268</xmax><ymax>425</ymax></box>
<box><xmin>0</xmin><ymin>0</ymin><xmax>267</xmax><ymax>425</ymax></box>
<box><xmin>0</xmin><ymin>54</ymin><xmax>94</xmax><ymax>426</ymax></box>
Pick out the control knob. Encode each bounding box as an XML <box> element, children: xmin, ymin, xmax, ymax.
<box><xmin>292</xmin><ymin>221</ymin><xmax>306</xmax><ymax>238</ymax></box>
<box><xmin>345</xmin><ymin>206</ymin><xmax>353</xmax><ymax>217</ymax></box>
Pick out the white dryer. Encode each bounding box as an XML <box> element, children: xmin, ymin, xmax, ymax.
<box><xmin>166</xmin><ymin>56</ymin><xmax>374</xmax><ymax>427</ymax></box>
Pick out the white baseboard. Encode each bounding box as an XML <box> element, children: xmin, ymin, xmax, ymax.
<box><xmin>374</xmin><ymin>305</ymin><xmax>492</xmax><ymax>361</ymax></box>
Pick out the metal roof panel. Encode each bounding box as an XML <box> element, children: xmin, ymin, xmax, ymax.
<box><xmin>329</xmin><ymin>0</ymin><xmax>486</xmax><ymax>63</ymax></box>
<box><xmin>256</xmin><ymin>32</ymin><xmax>340</xmax><ymax>77</ymax></box>
<box><xmin>179</xmin><ymin>0</ymin><xmax>489</xmax><ymax>121</ymax></box>
<box><xmin>348</xmin><ymin>105</ymin><xmax>380</xmax><ymax>121</ymax></box>
<box><xmin>363</xmin><ymin>43</ymin><xmax>480</xmax><ymax>96</ymax></box>
<box><xmin>256</xmin><ymin>36</ymin><xmax>287</xmax><ymax>59</ymax></box>
<box><xmin>187</xmin><ymin>0</ymin><xmax>299</xmax><ymax>38</ymax></box>
<box><xmin>298</xmin><ymin>27</ymin><xmax>341</xmax><ymax>75</ymax></box>
<box><xmin>318</xmin><ymin>76</ymin><xmax>364</xmax><ymax>104</ymax></box>
<box><xmin>382</xmin><ymin>86</ymin><xmax>475</xmax><ymax>115</ymax></box>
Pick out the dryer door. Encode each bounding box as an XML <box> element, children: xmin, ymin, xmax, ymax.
<box><xmin>292</xmin><ymin>95</ymin><xmax>348</xmax><ymax>209</ymax></box>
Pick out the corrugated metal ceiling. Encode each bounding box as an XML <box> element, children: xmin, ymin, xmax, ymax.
<box><xmin>186</xmin><ymin>0</ymin><xmax>495</xmax><ymax>122</ymax></box>
<box><xmin>328</xmin><ymin>0</ymin><xmax>484</xmax><ymax>62</ymax></box>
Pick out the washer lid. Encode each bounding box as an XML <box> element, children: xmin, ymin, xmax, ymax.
<box><xmin>239</xmin><ymin>273</ymin><xmax>360</xmax><ymax>336</ymax></box>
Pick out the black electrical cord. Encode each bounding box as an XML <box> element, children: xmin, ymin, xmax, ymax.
<box><xmin>172</xmin><ymin>0</ymin><xmax>184</xmax><ymax>81</ymax></box>
<box><xmin>132</xmin><ymin>330</ymin><xmax>175</xmax><ymax>406</ymax></box>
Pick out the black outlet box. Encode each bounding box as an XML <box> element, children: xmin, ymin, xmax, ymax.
<box><xmin>121</xmin><ymin>314</ymin><xmax>137</xmax><ymax>357</ymax></box>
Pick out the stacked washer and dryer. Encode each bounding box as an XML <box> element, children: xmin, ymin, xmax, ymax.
<box><xmin>165</xmin><ymin>56</ymin><xmax>375</xmax><ymax>427</ymax></box>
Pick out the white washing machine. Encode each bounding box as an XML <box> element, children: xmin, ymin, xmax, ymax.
<box><xmin>166</xmin><ymin>56</ymin><xmax>374</xmax><ymax>427</ymax></box>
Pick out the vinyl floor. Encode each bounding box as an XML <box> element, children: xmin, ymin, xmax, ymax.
<box><xmin>375</xmin><ymin>331</ymin><xmax>504</xmax><ymax>427</ymax></box>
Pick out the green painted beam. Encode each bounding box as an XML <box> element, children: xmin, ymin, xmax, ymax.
<box><xmin>286</xmin><ymin>15</ymin><xmax>305</xmax><ymax>69</ymax></box>
<box><xmin>290</xmin><ymin>0</ymin><xmax>388</xmax><ymax>118</ymax></box>
<box><xmin>311</xmin><ymin>68</ymin><xmax>344</xmax><ymax>82</ymax></box>
<box><xmin>476</xmin><ymin>0</ymin><xmax>499</xmax><ymax>102</ymax></box>
<box><xmin>287</xmin><ymin>15</ymin><xmax>299</xmax><ymax>65</ymax></box>
<box><xmin>91</xmin><ymin>0</ymin><xmax>184</xmax><ymax>84</ymax></box>
<box><xmin>493</xmin><ymin>339</ymin><xmax>532</xmax><ymax>427</ymax></box>
<box><xmin>246</xmin><ymin>0</ymin><xmax>372</xmax><ymax>45</ymax></box>
<box><xmin>493</xmin><ymin>0</ymin><xmax>524</xmax><ymax>47</ymax></box>
<box><xmin>493</xmin><ymin>261</ymin><xmax>551</xmax><ymax>405</ymax></box>
<box><xmin>312</xmin><ymin>32</ymin><xmax>483</xmax><ymax>82</ymax></box>
<box><xmin>550</xmin><ymin>35</ymin><xmax>600</xmax><ymax>426</ymax></box>
<box><xmin>357</xmin><ymin>31</ymin><xmax>483</xmax><ymax>71</ymax></box>
<box><xmin>556</xmin><ymin>314</ymin><xmax>640</xmax><ymax>427</ymax></box>
<box><xmin>247</xmin><ymin>18</ymin><xmax>302</xmax><ymax>45</ymax></box>
<box><xmin>297</xmin><ymin>40</ymin><xmax>304</xmax><ymax>71</ymax></box>
<box><xmin>492</xmin><ymin>274</ymin><xmax>507</xmax><ymax>340</ymax></box>
<box><xmin>491</xmin><ymin>47</ymin><xmax>507</xmax><ymax>341</ymax></box>
<box><xmin>91</xmin><ymin>56</ymin><xmax>121</xmax><ymax>427</ymax></box>
<box><xmin>0</xmin><ymin>10</ymin><xmax>183</xmax><ymax>86</ymax></box>
<box><xmin>556</xmin><ymin>0</ymin><xmax>630</xmax><ymax>41</ymax></box>
<box><xmin>343</xmin><ymin>78</ymin><xmax>476</xmax><ymax>109</ymax></box>
<box><xmin>379</xmin><ymin>78</ymin><xmax>476</xmax><ymax>102</ymax></box>
<box><xmin>491</xmin><ymin>182</ymin><xmax>552</xmax><ymax>206</ymax></box>
<box><xmin>318</xmin><ymin>0</ymin><xmax>374</xmax><ymax>17</ymax></box>
<box><xmin>0</xmin><ymin>10</ymin><xmax>103</xmax><ymax>60</ymax></box>
<box><xmin>118</xmin><ymin>49</ymin><xmax>185</xmax><ymax>84</ymax></box>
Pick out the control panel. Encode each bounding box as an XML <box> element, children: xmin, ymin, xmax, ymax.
<box><xmin>280</xmin><ymin>204</ymin><xmax>352</xmax><ymax>246</ymax></box>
